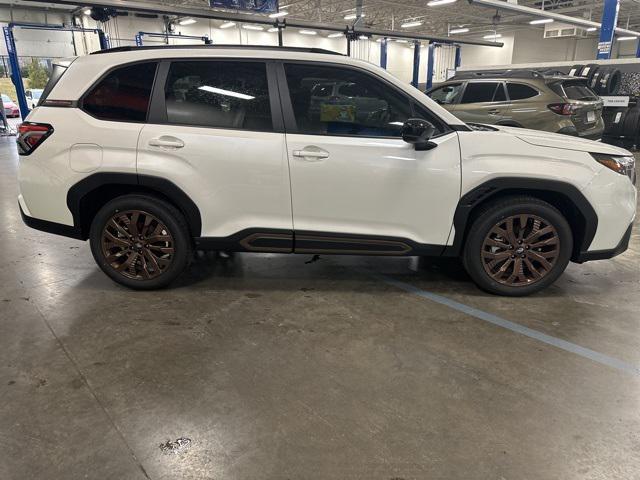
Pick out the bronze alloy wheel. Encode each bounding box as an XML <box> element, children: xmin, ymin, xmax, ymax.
<box><xmin>481</xmin><ymin>214</ymin><xmax>560</xmax><ymax>287</ymax></box>
<box><xmin>101</xmin><ymin>210</ymin><xmax>175</xmax><ymax>280</ymax></box>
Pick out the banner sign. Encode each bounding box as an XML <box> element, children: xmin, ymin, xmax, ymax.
<box><xmin>600</xmin><ymin>96</ymin><xmax>630</xmax><ymax>107</ymax></box>
<box><xmin>209</xmin><ymin>0</ymin><xmax>278</xmax><ymax>14</ymax></box>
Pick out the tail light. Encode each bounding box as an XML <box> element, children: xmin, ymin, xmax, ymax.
<box><xmin>547</xmin><ymin>103</ymin><xmax>578</xmax><ymax>115</ymax></box>
<box><xmin>17</xmin><ymin>122</ymin><xmax>53</xmax><ymax>155</ymax></box>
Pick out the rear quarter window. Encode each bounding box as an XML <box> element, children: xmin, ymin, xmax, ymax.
<box><xmin>506</xmin><ymin>83</ymin><xmax>539</xmax><ymax>100</ymax></box>
<box><xmin>82</xmin><ymin>62</ymin><xmax>158</xmax><ymax>122</ymax></box>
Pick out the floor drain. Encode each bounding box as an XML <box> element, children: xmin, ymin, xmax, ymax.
<box><xmin>159</xmin><ymin>437</ymin><xmax>192</xmax><ymax>455</ymax></box>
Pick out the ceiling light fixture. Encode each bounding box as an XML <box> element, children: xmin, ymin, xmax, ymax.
<box><xmin>529</xmin><ymin>18</ymin><xmax>554</xmax><ymax>24</ymax></box>
<box><xmin>358</xmin><ymin>35</ymin><xmax>369</xmax><ymax>40</ymax></box>
<box><xmin>267</xmin><ymin>27</ymin><xmax>279</xmax><ymax>32</ymax></box>
<box><xmin>178</xmin><ymin>18</ymin><xmax>196</xmax><ymax>25</ymax></box>
<box><xmin>83</xmin><ymin>7</ymin><xmax>92</xmax><ymax>15</ymax></box>
<box><xmin>401</xmin><ymin>20</ymin><xmax>423</xmax><ymax>28</ymax></box>
<box><xmin>585</xmin><ymin>27</ymin><xmax>597</xmax><ymax>32</ymax></box>
<box><xmin>344</xmin><ymin>13</ymin><xmax>365</xmax><ymax>20</ymax></box>
<box><xmin>327</xmin><ymin>32</ymin><xmax>343</xmax><ymax>38</ymax></box>
<box><xmin>618</xmin><ymin>35</ymin><xmax>638</xmax><ymax>41</ymax></box>
<box><xmin>427</xmin><ymin>0</ymin><xmax>457</xmax><ymax>6</ymax></box>
<box><xmin>269</xmin><ymin>11</ymin><xmax>288</xmax><ymax>18</ymax></box>
<box><xmin>219</xmin><ymin>21</ymin><xmax>236</xmax><ymax>29</ymax></box>
<box><xmin>482</xmin><ymin>33</ymin><xmax>502</xmax><ymax>39</ymax></box>
<box><xmin>242</xmin><ymin>24</ymin><xmax>264</xmax><ymax>30</ymax></box>
<box><xmin>395</xmin><ymin>39</ymin><xmax>408</xmax><ymax>43</ymax></box>
<box><xmin>299</xmin><ymin>29</ymin><xmax>317</xmax><ymax>35</ymax></box>
<box><xmin>449</xmin><ymin>27</ymin><xmax>469</xmax><ymax>34</ymax></box>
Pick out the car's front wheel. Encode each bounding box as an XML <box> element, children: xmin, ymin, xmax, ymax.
<box><xmin>89</xmin><ymin>194</ymin><xmax>192</xmax><ymax>290</ymax></box>
<box><xmin>462</xmin><ymin>197</ymin><xmax>573</xmax><ymax>296</ymax></box>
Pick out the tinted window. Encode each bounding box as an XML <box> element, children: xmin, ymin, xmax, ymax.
<box><xmin>40</xmin><ymin>63</ymin><xmax>67</xmax><ymax>104</ymax></box>
<box><xmin>561</xmin><ymin>81</ymin><xmax>598</xmax><ymax>101</ymax></box>
<box><xmin>285</xmin><ymin>63</ymin><xmax>438</xmax><ymax>137</ymax></box>
<box><xmin>428</xmin><ymin>83</ymin><xmax>463</xmax><ymax>105</ymax></box>
<box><xmin>460</xmin><ymin>82</ymin><xmax>499</xmax><ymax>103</ymax></box>
<box><xmin>507</xmin><ymin>83</ymin><xmax>539</xmax><ymax>100</ymax></box>
<box><xmin>164</xmin><ymin>61</ymin><xmax>272</xmax><ymax>131</ymax></box>
<box><xmin>494</xmin><ymin>84</ymin><xmax>507</xmax><ymax>101</ymax></box>
<box><xmin>83</xmin><ymin>62</ymin><xmax>156</xmax><ymax>122</ymax></box>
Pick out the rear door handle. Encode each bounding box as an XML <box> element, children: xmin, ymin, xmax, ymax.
<box><xmin>149</xmin><ymin>136</ymin><xmax>185</xmax><ymax>149</ymax></box>
<box><xmin>292</xmin><ymin>148</ymin><xmax>329</xmax><ymax>161</ymax></box>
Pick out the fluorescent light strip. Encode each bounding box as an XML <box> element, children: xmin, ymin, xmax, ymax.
<box><xmin>449</xmin><ymin>27</ymin><xmax>469</xmax><ymax>34</ymax></box>
<box><xmin>529</xmin><ymin>18</ymin><xmax>554</xmax><ymax>24</ymax></box>
<box><xmin>618</xmin><ymin>36</ymin><xmax>638</xmax><ymax>41</ymax></box>
<box><xmin>299</xmin><ymin>29</ymin><xmax>317</xmax><ymax>35</ymax></box>
<box><xmin>327</xmin><ymin>32</ymin><xmax>343</xmax><ymax>38</ymax></box>
<box><xmin>269</xmin><ymin>11</ymin><xmax>288</xmax><ymax>18</ymax></box>
<box><xmin>585</xmin><ymin>27</ymin><xmax>597</xmax><ymax>32</ymax></box>
<box><xmin>427</xmin><ymin>0</ymin><xmax>457</xmax><ymax>6</ymax></box>
<box><xmin>267</xmin><ymin>27</ymin><xmax>279</xmax><ymax>32</ymax></box>
<box><xmin>219</xmin><ymin>21</ymin><xmax>236</xmax><ymax>29</ymax></box>
<box><xmin>198</xmin><ymin>86</ymin><xmax>255</xmax><ymax>100</ymax></box>
<box><xmin>401</xmin><ymin>21</ymin><xmax>423</xmax><ymax>28</ymax></box>
<box><xmin>482</xmin><ymin>33</ymin><xmax>502</xmax><ymax>39</ymax></box>
<box><xmin>243</xmin><ymin>24</ymin><xmax>264</xmax><ymax>30</ymax></box>
<box><xmin>178</xmin><ymin>18</ymin><xmax>196</xmax><ymax>25</ymax></box>
<box><xmin>344</xmin><ymin>13</ymin><xmax>365</xmax><ymax>20</ymax></box>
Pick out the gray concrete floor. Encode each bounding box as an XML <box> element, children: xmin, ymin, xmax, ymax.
<box><xmin>1</xmin><ymin>135</ymin><xmax>639</xmax><ymax>480</ymax></box>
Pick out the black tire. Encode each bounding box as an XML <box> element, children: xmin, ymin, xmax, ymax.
<box><xmin>89</xmin><ymin>194</ymin><xmax>192</xmax><ymax>290</ymax></box>
<box><xmin>579</xmin><ymin>63</ymin><xmax>598</xmax><ymax>80</ymax></box>
<box><xmin>462</xmin><ymin>196</ymin><xmax>573</xmax><ymax>296</ymax></box>
<box><xmin>589</xmin><ymin>69</ymin><xmax>603</xmax><ymax>91</ymax></box>
<box><xmin>568</xmin><ymin>64</ymin><xmax>583</xmax><ymax>77</ymax></box>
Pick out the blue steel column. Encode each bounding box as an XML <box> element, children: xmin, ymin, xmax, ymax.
<box><xmin>596</xmin><ymin>0</ymin><xmax>620</xmax><ymax>59</ymax></box>
<box><xmin>636</xmin><ymin>39</ymin><xmax>640</xmax><ymax>58</ymax></box>
<box><xmin>3</xmin><ymin>25</ymin><xmax>29</xmax><ymax>119</ymax></box>
<box><xmin>380</xmin><ymin>37</ymin><xmax>387</xmax><ymax>69</ymax></box>
<box><xmin>98</xmin><ymin>30</ymin><xmax>110</xmax><ymax>50</ymax></box>
<box><xmin>135</xmin><ymin>33</ymin><xmax>143</xmax><ymax>46</ymax></box>
<box><xmin>454</xmin><ymin>45</ymin><xmax>461</xmax><ymax>68</ymax></box>
<box><xmin>411</xmin><ymin>41</ymin><xmax>420</xmax><ymax>87</ymax></box>
<box><xmin>426</xmin><ymin>42</ymin><xmax>435</xmax><ymax>90</ymax></box>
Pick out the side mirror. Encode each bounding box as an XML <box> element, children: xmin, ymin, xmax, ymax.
<box><xmin>401</xmin><ymin>118</ymin><xmax>437</xmax><ymax>151</ymax></box>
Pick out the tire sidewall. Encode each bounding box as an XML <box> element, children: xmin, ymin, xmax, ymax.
<box><xmin>463</xmin><ymin>201</ymin><xmax>573</xmax><ymax>296</ymax></box>
<box><xmin>89</xmin><ymin>195</ymin><xmax>191</xmax><ymax>290</ymax></box>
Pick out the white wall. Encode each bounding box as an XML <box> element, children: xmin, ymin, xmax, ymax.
<box><xmin>460</xmin><ymin>33</ymin><xmax>514</xmax><ymax>68</ymax></box>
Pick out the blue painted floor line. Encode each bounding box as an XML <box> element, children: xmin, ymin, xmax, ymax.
<box><xmin>369</xmin><ymin>271</ymin><xmax>640</xmax><ymax>377</ymax></box>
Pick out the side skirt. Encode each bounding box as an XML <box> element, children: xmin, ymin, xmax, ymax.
<box><xmin>194</xmin><ymin>228</ymin><xmax>447</xmax><ymax>257</ymax></box>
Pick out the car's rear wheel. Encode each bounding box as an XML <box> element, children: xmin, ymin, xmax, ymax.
<box><xmin>89</xmin><ymin>194</ymin><xmax>191</xmax><ymax>290</ymax></box>
<box><xmin>462</xmin><ymin>197</ymin><xmax>573</xmax><ymax>296</ymax></box>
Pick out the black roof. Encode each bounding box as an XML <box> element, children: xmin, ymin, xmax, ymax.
<box><xmin>92</xmin><ymin>44</ymin><xmax>343</xmax><ymax>55</ymax></box>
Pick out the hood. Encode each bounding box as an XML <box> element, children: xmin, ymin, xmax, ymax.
<box><xmin>493</xmin><ymin>125</ymin><xmax>631</xmax><ymax>156</ymax></box>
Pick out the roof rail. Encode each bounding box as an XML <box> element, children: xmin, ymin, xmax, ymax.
<box><xmin>92</xmin><ymin>44</ymin><xmax>343</xmax><ymax>55</ymax></box>
<box><xmin>452</xmin><ymin>69</ymin><xmax>544</xmax><ymax>80</ymax></box>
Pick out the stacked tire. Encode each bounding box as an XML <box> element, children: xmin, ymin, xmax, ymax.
<box><xmin>568</xmin><ymin>63</ymin><xmax>621</xmax><ymax>95</ymax></box>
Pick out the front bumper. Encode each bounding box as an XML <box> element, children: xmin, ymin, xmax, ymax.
<box><xmin>576</xmin><ymin>223</ymin><xmax>633</xmax><ymax>262</ymax></box>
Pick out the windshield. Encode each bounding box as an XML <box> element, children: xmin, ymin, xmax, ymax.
<box><xmin>32</xmin><ymin>90</ymin><xmax>42</xmax><ymax>99</ymax></box>
<box><xmin>1</xmin><ymin>94</ymin><xmax>11</xmax><ymax>103</ymax></box>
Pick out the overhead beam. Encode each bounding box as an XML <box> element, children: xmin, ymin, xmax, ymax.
<box><xmin>468</xmin><ymin>0</ymin><xmax>640</xmax><ymax>37</ymax></box>
<box><xmin>19</xmin><ymin>0</ymin><xmax>504</xmax><ymax>47</ymax></box>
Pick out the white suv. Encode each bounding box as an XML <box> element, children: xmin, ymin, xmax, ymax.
<box><xmin>17</xmin><ymin>46</ymin><xmax>636</xmax><ymax>295</ymax></box>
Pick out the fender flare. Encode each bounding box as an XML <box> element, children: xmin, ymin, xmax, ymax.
<box><xmin>66</xmin><ymin>173</ymin><xmax>202</xmax><ymax>238</ymax></box>
<box><xmin>445</xmin><ymin>177</ymin><xmax>598</xmax><ymax>261</ymax></box>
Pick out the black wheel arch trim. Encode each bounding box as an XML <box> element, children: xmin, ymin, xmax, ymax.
<box><xmin>66</xmin><ymin>173</ymin><xmax>202</xmax><ymax>239</ymax></box>
<box><xmin>446</xmin><ymin>177</ymin><xmax>598</xmax><ymax>262</ymax></box>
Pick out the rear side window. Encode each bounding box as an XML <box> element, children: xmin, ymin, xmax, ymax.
<box><xmin>460</xmin><ymin>82</ymin><xmax>499</xmax><ymax>103</ymax></box>
<box><xmin>507</xmin><ymin>83</ymin><xmax>539</xmax><ymax>100</ymax></box>
<box><xmin>561</xmin><ymin>81</ymin><xmax>598</xmax><ymax>101</ymax></box>
<box><xmin>40</xmin><ymin>63</ymin><xmax>67</xmax><ymax>103</ymax></box>
<box><xmin>164</xmin><ymin>61</ymin><xmax>272</xmax><ymax>131</ymax></box>
<box><xmin>82</xmin><ymin>62</ymin><xmax>157</xmax><ymax>122</ymax></box>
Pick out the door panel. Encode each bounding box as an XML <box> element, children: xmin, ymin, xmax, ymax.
<box><xmin>137</xmin><ymin>59</ymin><xmax>292</xmax><ymax>240</ymax></box>
<box><xmin>285</xmin><ymin>132</ymin><xmax>461</xmax><ymax>247</ymax></box>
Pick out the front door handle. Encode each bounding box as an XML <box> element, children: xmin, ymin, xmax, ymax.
<box><xmin>148</xmin><ymin>136</ymin><xmax>185</xmax><ymax>149</ymax></box>
<box><xmin>487</xmin><ymin>109</ymin><xmax>500</xmax><ymax>115</ymax></box>
<box><xmin>292</xmin><ymin>147</ymin><xmax>329</xmax><ymax>161</ymax></box>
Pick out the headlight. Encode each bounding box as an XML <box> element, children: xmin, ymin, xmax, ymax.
<box><xmin>591</xmin><ymin>153</ymin><xmax>636</xmax><ymax>184</ymax></box>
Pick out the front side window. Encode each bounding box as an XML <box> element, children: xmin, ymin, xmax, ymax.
<box><xmin>164</xmin><ymin>61</ymin><xmax>272</xmax><ymax>131</ymax></box>
<box><xmin>507</xmin><ymin>83</ymin><xmax>539</xmax><ymax>100</ymax></box>
<box><xmin>83</xmin><ymin>62</ymin><xmax>157</xmax><ymax>122</ymax></box>
<box><xmin>284</xmin><ymin>63</ymin><xmax>438</xmax><ymax>137</ymax></box>
<box><xmin>428</xmin><ymin>83</ymin><xmax>463</xmax><ymax>105</ymax></box>
<box><xmin>460</xmin><ymin>82</ymin><xmax>499</xmax><ymax>104</ymax></box>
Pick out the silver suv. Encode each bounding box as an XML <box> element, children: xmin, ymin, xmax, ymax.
<box><xmin>426</xmin><ymin>70</ymin><xmax>604</xmax><ymax>140</ymax></box>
